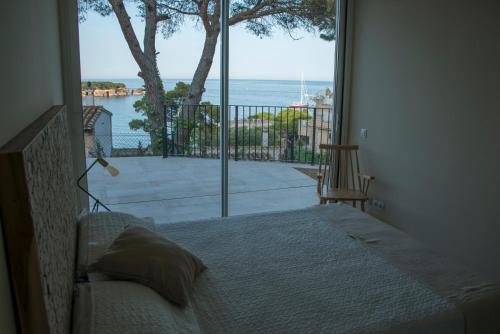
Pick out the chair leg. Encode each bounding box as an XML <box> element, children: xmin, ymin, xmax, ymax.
<box><xmin>320</xmin><ymin>198</ymin><xmax>326</xmax><ymax>205</ymax></box>
<box><xmin>352</xmin><ymin>201</ymin><xmax>356</xmax><ymax>208</ymax></box>
<box><xmin>361</xmin><ymin>200</ymin><xmax>365</xmax><ymax>212</ymax></box>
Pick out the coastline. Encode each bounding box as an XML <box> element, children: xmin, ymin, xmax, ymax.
<box><xmin>81</xmin><ymin>78</ymin><xmax>334</xmax><ymax>148</ymax></box>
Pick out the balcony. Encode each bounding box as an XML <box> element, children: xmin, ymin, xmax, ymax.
<box><xmin>84</xmin><ymin>104</ymin><xmax>332</xmax><ymax>223</ymax></box>
<box><xmin>87</xmin><ymin>157</ymin><xmax>318</xmax><ymax>223</ymax></box>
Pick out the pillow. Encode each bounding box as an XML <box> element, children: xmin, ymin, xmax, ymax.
<box><xmin>89</xmin><ymin>227</ymin><xmax>207</xmax><ymax>307</ymax></box>
<box><xmin>77</xmin><ymin>212</ymin><xmax>156</xmax><ymax>279</ymax></box>
<box><xmin>72</xmin><ymin>281</ymin><xmax>201</xmax><ymax>334</ymax></box>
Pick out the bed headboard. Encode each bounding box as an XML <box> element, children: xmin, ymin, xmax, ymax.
<box><xmin>0</xmin><ymin>106</ymin><xmax>78</xmax><ymax>334</ymax></box>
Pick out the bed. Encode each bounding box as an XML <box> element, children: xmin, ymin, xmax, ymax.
<box><xmin>1</xmin><ymin>106</ymin><xmax>500</xmax><ymax>334</ymax></box>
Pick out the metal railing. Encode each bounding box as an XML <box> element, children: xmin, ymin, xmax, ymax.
<box><xmin>86</xmin><ymin>104</ymin><xmax>333</xmax><ymax>165</ymax></box>
<box><xmin>163</xmin><ymin>104</ymin><xmax>333</xmax><ymax>164</ymax></box>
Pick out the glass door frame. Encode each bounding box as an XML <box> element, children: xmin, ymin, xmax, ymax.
<box><xmin>219</xmin><ymin>0</ymin><xmax>347</xmax><ymax>216</ymax></box>
<box><xmin>220</xmin><ymin>0</ymin><xmax>230</xmax><ymax>217</ymax></box>
<box><xmin>332</xmin><ymin>0</ymin><xmax>349</xmax><ymax>146</ymax></box>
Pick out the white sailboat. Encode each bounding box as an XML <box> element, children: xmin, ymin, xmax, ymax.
<box><xmin>289</xmin><ymin>73</ymin><xmax>310</xmax><ymax>108</ymax></box>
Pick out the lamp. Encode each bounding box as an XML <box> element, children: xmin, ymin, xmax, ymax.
<box><xmin>77</xmin><ymin>158</ymin><xmax>119</xmax><ymax>212</ymax></box>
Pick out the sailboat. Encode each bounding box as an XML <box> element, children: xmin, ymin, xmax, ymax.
<box><xmin>289</xmin><ymin>73</ymin><xmax>310</xmax><ymax>108</ymax></box>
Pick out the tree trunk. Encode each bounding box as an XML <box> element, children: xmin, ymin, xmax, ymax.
<box><xmin>142</xmin><ymin>0</ymin><xmax>164</xmax><ymax>150</ymax></box>
<box><xmin>175</xmin><ymin>30</ymin><xmax>220</xmax><ymax>152</ymax></box>
<box><xmin>109</xmin><ymin>0</ymin><xmax>164</xmax><ymax>152</ymax></box>
<box><xmin>140</xmin><ymin>65</ymin><xmax>164</xmax><ymax>147</ymax></box>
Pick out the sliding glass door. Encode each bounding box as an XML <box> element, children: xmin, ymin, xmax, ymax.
<box><xmin>78</xmin><ymin>0</ymin><xmax>341</xmax><ymax>221</ymax></box>
<box><xmin>220</xmin><ymin>0</ymin><xmax>340</xmax><ymax>217</ymax></box>
<box><xmin>79</xmin><ymin>1</ymin><xmax>223</xmax><ymax>223</ymax></box>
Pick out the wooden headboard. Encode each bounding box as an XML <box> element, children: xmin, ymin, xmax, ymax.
<box><xmin>0</xmin><ymin>106</ymin><xmax>78</xmax><ymax>334</ymax></box>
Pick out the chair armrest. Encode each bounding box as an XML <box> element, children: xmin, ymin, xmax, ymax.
<box><xmin>358</xmin><ymin>174</ymin><xmax>374</xmax><ymax>195</ymax></box>
<box><xmin>359</xmin><ymin>174</ymin><xmax>375</xmax><ymax>181</ymax></box>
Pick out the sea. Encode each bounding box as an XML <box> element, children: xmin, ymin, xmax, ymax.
<box><xmin>81</xmin><ymin>78</ymin><xmax>334</xmax><ymax>137</ymax></box>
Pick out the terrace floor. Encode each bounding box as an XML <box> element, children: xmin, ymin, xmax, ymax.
<box><xmin>87</xmin><ymin>157</ymin><xmax>319</xmax><ymax>223</ymax></box>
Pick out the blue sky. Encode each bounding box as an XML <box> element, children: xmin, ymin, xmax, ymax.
<box><xmin>79</xmin><ymin>5</ymin><xmax>336</xmax><ymax>81</ymax></box>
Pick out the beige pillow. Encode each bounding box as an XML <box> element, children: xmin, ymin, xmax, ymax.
<box><xmin>89</xmin><ymin>227</ymin><xmax>207</xmax><ymax>307</ymax></box>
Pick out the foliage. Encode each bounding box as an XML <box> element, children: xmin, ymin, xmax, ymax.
<box><xmin>129</xmin><ymin>86</ymin><xmax>164</xmax><ymax>153</ymax></box>
<box><xmin>292</xmin><ymin>147</ymin><xmax>321</xmax><ymax>163</ymax></box>
<box><xmin>303</xmin><ymin>0</ymin><xmax>337</xmax><ymax>41</ymax></box>
<box><xmin>174</xmin><ymin>102</ymin><xmax>220</xmax><ymax>154</ymax></box>
<box><xmin>247</xmin><ymin>112</ymin><xmax>274</xmax><ymax>120</ymax></box>
<box><xmin>82</xmin><ymin>81</ymin><xmax>126</xmax><ymax>90</ymax></box>
<box><xmin>130</xmin><ymin>82</ymin><xmax>189</xmax><ymax>132</ymax></box>
<box><xmin>130</xmin><ymin>81</ymin><xmax>218</xmax><ymax>154</ymax></box>
<box><xmin>80</xmin><ymin>0</ymin><xmax>335</xmax><ymax>41</ymax></box>
<box><xmin>230</xmin><ymin>127</ymin><xmax>264</xmax><ymax>146</ymax></box>
<box><xmin>153</xmin><ymin>0</ymin><xmax>335</xmax><ymax>39</ymax></box>
<box><xmin>246</xmin><ymin>109</ymin><xmax>311</xmax><ymax>130</ymax></box>
<box><xmin>94</xmin><ymin>139</ymin><xmax>105</xmax><ymax>158</ymax></box>
<box><xmin>190</xmin><ymin>108</ymin><xmax>311</xmax><ymax>150</ymax></box>
<box><xmin>274</xmin><ymin>108</ymin><xmax>312</xmax><ymax>133</ymax></box>
<box><xmin>165</xmin><ymin>82</ymin><xmax>191</xmax><ymax>108</ymax></box>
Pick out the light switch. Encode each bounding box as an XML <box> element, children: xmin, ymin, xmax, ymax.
<box><xmin>360</xmin><ymin>128</ymin><xmax>368</xmax><ymax>139</ymax></box>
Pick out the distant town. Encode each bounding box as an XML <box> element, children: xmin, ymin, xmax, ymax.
<box><xmin>81</xmin><ymin>81</ymin><xmax>144</xmax><ymax>97</ymax></box>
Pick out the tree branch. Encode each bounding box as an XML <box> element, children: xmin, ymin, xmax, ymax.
<box><xmin>229</xmin><ymin>8</ymin><xmax>296</xmax><ymax>26</ymax></box>
<box><xmin>159</xmin><ymin>5</ymin><xmax>198</xmax><ymax>17</ymax></box>
<box><xmin>228</xmin><ymin>0</ymin><xmax>267</xmax><ymax>25</ymax></box>
<box><xmin>155</xmin><ymin>14</ymin><xmax>170</xmax><ymax>22</ymax></box>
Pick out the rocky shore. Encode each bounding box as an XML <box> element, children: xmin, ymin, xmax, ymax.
<box><xmin>81</xmin><ymin>87</ymin><xmax>145</xmax><ymax>97</ymax></box>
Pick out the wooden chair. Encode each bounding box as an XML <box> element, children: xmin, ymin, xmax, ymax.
<box><xmin>316</xmin><ymin>144</ymin><xmax>374</xmax><ymax>211</ymax></box>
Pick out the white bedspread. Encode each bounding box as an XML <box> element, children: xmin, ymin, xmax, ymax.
<box><xmin>156</xmin><ymin>206</ymin><xmax>464</xmax><ymax>334</ymax></box>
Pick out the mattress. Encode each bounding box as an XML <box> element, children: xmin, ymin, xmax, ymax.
<box><xmin>310</xmin><ymin>204</ymin><xmax>500</xmax><ymax>334</ymax></box>
<box><xmin>73</xmin><ymin>281</ymin><xmax>201</xmax><ymax>334</ymax></box>
<box><xmin>154</xmin><ymin>204</ymin><xmax>500</xmax><ymax>334</ymax></box>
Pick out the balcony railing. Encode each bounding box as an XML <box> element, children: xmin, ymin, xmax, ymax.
<box><xmin>87</xmin><ymin>104</ymin><xmax>334</xmax><ymax>165</ymax></box>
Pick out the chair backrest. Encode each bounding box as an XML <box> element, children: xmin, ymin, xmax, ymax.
<box><xmin>318</xmin><ymin>144</ymin><xmax>363</xmax><ymax>193</ymax></box>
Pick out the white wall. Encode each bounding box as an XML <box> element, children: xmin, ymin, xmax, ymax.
<box><xmin>0</xmin><ymin>1</ymin><xmax>64</xmax><ymax>145</ymax></box>
<box><xmin>0</xmin><ymin>0</ymin><xmax>84</xmax><ymax>332</ymax></box>
<box><xmin>95</xmin><ymin>113</ymin><xmax>113</xmax><ymax>157</ymax></box>
<box><xmin>347</xmin><ymin>0</ymin><xmax>500</xmax><ymax>280</ymax></box>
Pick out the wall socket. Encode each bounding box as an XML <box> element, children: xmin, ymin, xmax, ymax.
<box><xmin>360</xmin><ymin>128</ymin><xmax>368</xmax><ymax>139</ymax></box>
<box><xmin>369</xmin><ymin>198</ymin><xmax>385</xmax><ymax>210</ymax></box>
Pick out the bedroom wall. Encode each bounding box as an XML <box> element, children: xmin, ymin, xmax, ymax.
<box><xmin>0</xmin><ymin>0</ymin><xmax>84</xmax><ymax>332</ymax></box>
<box><xmin>346</xmin><ymin>0</ymin><xmax>500</xmax><ymax>280</ymax></box>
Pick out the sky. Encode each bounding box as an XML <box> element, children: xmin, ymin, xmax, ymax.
<box><xmin>78</xmin><ymin>5</ymin><xmax>336</xmax><ymax>81</ymax></box>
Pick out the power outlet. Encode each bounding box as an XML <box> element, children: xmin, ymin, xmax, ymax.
<box><xmin>370</xmin><ymin>198</ymin><xmax>385</xmax><ymax>210</ymax></box>
<box><xmin>360</xmin><ymin>128</ymin><xmax>368</xmax><ymax>139</ymax></box>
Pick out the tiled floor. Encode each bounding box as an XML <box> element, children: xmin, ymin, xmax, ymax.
<box><xmin>87</xmin><ymin>157</ymin><xmax>319</xmax><ymax>223</ymax></box>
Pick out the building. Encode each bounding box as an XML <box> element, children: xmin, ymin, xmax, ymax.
<box><xmin>298</xmin><ymin>91</ymin><xmax>334</xmax><ymax>151</ymax></box>
<box><xmin>82</xmin><ymin>105</ymin><xmax>113</xmax><ymax>157</ymax></box>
